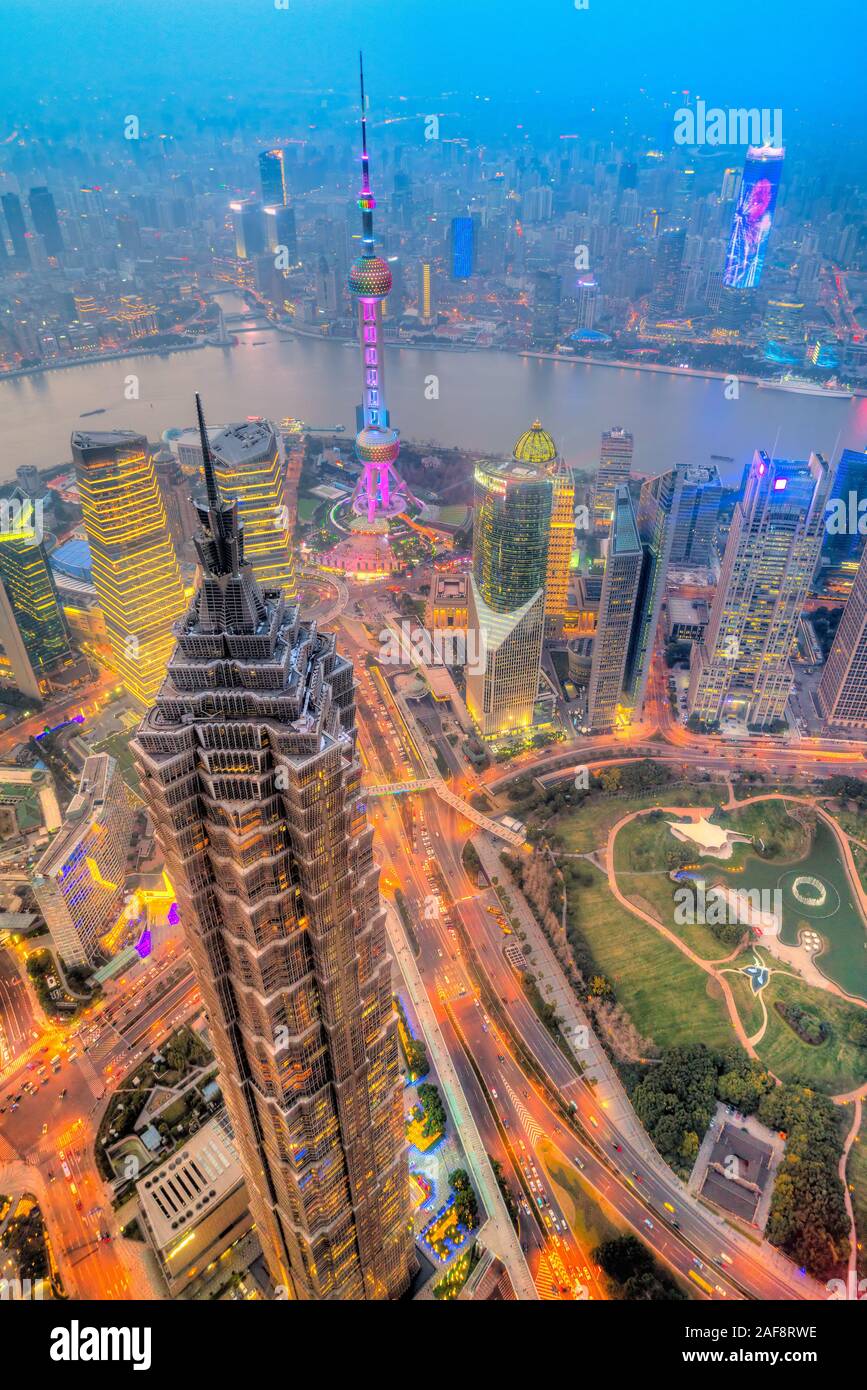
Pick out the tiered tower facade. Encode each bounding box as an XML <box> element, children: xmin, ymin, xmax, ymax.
<box><xmin>132</xmin><ymin>398</ymin><xmax>413</xmax><ymax>1300</ymax></box>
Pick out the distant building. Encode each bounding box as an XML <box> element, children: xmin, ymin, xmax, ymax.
<box><xmin>2</xmin><ymin>193</ymin><xmax>29</xmax><ymax>264</ymax></box>
<box><xmin>531</xmin><ymin>270</ymin><xmax>560</xmax><ymax>348</ymax></box>
<box><xmin>0</xmin><ymin>763</ymin><xmax>61</xmax><ymax>838</ymax></box>
<box><xmin>28</xmin><ymin>187</ymin><xmax>63</xmax><ymax>256</ymax></box>
<box><xmin>418</xmin><ymin>260</ymin><xmax>435</xmax><ymax>325</ymax></box>
<box><xmin>723</xmin><ymin>146</ymin><xmax>784</xmax><ymax>291</ymax></box>
<box><xmin>259</xmin><ymin>148</ymin><xmax>288</xmax><ymax>207</ymax></box>
<box><xmin>592</xmin><ymin>428</ymin><xmax>634</xmax><ymax>536</ymax></box>
<box><xmin>32</xmin><ymin>754</ymin><xmax>137</xmax><ymax>967</ymax></box>
<box><xmin>450</xmin><ymin>216</ymin><xmax>474</xmax><ymax>279</ymax></box>
<box><xmin>229</xmin><ymin>199</ymin><xmax>266</xmax><ymax>261</ymax></box>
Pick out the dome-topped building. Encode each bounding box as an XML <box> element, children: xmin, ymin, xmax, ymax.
<box><xmin>513</xmin><ymin>419</ymin><xmax>558</xmax><ymax>467</ymax></box>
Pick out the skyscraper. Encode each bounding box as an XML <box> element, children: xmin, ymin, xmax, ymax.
<box><xmin>72</xmin><ymin>430</ymin><xmax>187</xmax><ymax>706</ymax></box>
<box><xmin>32</xmin><ymin>754</ymin><xmax>137</xmax><ymax>968</ymax></box>
<box><xmin>209</xmin><ymin>420</ymin><xmax>296</xmax><ymax>596</ymax></box>
<box><xmin>592</xmin><ymin>428</ymin><xmax>634</xmax><ymax>536</ymax></box>
<box><xmin>817</xmin><ymin>548</ymin><xmax>867</xmax><ymax>729</ymax></box>
<box><xmin>587</xmin><ymin>486</ymin><xmax>648</xmax><ymax>731</ymax></box>
<box><xmin>723</xmin><ymin>146</ymin><xmax>784</xmax><ymax>290</ymax></box>
<box><xmin>512</xmin><ymin>420</ymin><xmax>574</xmax><ymax>636</ymax></box>
<box><xmin>348</xmin><ymin>56</ymin><xmax>414</xmax><ymax>523</ymax></box>
<box><xmin>638</xmin><ymin>463</ymin><xmax>722</xmax><ymax>570</ymax></box>
<box><xmin>0</xmin><ymin>495</ymin><xmax>73</xmax><ymax>699</ymax></box>
<box><xmin>466</xmin><ymin>457</ymin><xmax>552</xmax><ymax>736</ymax></box>
<box><xmin>28</xmin><ymin>187</ymin><xmax>64</xmax><ymax>255</ymax></box>
<box><xmin>815</xmin><ymin>447</ymin><xmax>867</xmax><ymax>596</ymax></box>
<box><xmin>132</xmin><ymin>399</ymin><xmax>414</xmax><ymax>1299</ymax></box>
<box><xmin>688</xmin><ymin>450</ymin><xmax>831</xmax><ymax>730</ymax></box>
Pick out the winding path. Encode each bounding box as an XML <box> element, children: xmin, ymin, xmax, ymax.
<box><xmin>602</xmin><ymin>794</ymin><xmax>867</xmax><ymax>1107</ymax></box>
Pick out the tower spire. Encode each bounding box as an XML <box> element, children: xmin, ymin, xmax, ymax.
<box><xmin>195</xmin><ymin>391</ymin><xmax>220</xmax><ymax>509</ymax></box>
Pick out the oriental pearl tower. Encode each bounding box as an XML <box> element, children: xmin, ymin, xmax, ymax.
<box><xmin>349</xmin><ymin>54</ymin><xmax>417</xmax><ymax>523</ymax></box>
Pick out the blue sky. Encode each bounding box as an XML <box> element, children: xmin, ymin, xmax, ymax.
<box><xmin>2</xmin><ymin>0</ymin><xmax>865</xmax><ymax>138</ymax></box>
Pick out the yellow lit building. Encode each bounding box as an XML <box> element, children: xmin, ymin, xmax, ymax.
<box><xmin>512</xmin><ymin>420</ymin><xmax>574</xmax><ymax>637</ymax></box>
<box><xmin>72</xmin><ymin>430</ymin><xmax>187</xmax><ymax>706</ymax></box>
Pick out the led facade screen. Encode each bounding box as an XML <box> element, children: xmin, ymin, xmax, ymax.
<box><xmin>723</xmin><ymin>146</ymin><xmax>784</xmax><ymax>289</ymax></box>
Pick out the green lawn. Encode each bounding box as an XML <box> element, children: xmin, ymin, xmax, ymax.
<box><xmin>613</xmin><ymin>816</ymin><xmax>738</xmax><ymax>961</ymax></box>
<box><xmin>548</xmin><ymin>783</ymin><xmax>729</xmax><ymax>855</ymax></box>
<box><xmin>565</xmin><ymin>865</ymin><xmax>735</xmax><ymax>1051</ymax></box>
<box><xmin>724</xmin><ymin>799</ymin><xmax>812</xmax><ymax>861</ymax></box>
<box><xmin>728</xmin><ymin>953</ymin><xmax>867</xmax><ymax>1094</ymax></box>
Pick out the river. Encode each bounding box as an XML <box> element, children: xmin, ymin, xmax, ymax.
<box><xmin>1</xmin><ymin>294</ymin><xmax>865</xmax><ymax>486</ymax></box>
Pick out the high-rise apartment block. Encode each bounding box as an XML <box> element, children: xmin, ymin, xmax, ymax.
<box><xmin>688</xmin><ymin>450</ymin><xmax>831</xmax><ymax>730</ymax></box>
<box><xmin>132</xmin><ymin>401</ymin><xmax>414</xmax><ymax>1299</ymax></box>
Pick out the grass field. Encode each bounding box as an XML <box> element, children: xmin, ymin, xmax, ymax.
<box><xmin>724</xmin><ymin>799</ymin><xmax>812</xmax><ymax>861</ymax></box>
<box><xmin>565</xmin><ymin>865</ymin><xmax>735</xmax><ymax>1051</ymax></box>
<box><xmin>727</xmin><ymin>952</ymin><xmax>867</xmax><ymax>1093</ymax></box>
<box><xmin>725</xmin><ymin>968</ymin><xmax>766</xmax><ymax>1039</ymax></box>
<box><xmin>548</xmin><ymin>783</ymin><xmax>729</xmax><ymax>855</ymax></box>
<box><xmin>613</xmin><ymin>816</ymin><xmax>737</xmax><ymax>962</ymax></box>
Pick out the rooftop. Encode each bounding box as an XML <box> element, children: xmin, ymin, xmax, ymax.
<box><xmin>136</xmin><ymin>1109</ymin><xmax>244</xmax><ymax>1253</ymax></box>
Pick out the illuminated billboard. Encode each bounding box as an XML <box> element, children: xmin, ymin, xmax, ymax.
<box><xmin>722</xmin><ymin>145</ymin><xmax>784</xmax><ymax>289</ymax></box>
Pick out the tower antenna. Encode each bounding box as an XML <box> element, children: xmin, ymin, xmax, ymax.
<box><xmin>195</xmin><ymin>392</ymin><xmax>220</xmax><ymax>509</ymax></box>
